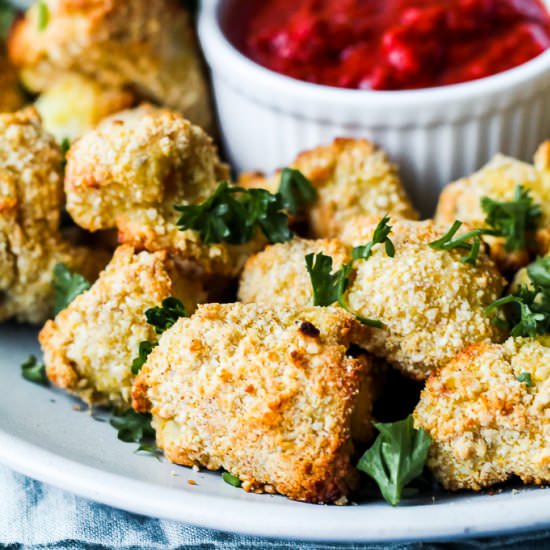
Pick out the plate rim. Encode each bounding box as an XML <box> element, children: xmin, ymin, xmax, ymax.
<box><xmin>1</xmin><ymin>423</ymin><xmax>550</xmax><ymax>543</ymax></box>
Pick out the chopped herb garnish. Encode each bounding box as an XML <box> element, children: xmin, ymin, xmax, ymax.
<box><xmin>131</xmin><ymin>341</ymin><xmax>158</xmax><ymax>375</ymax></box>
<box><xmin>305</xmin><ymin>216</ymin><xmax>393</xmax><ymax>327</ymax></box>
<box><xmin>0</xmin><ymin>0</ymin><xmax>16</xmax><ymax>40</ymax></box>
<box><xmin>481</xmin><ymin>185</ymin><xmax>542</xmax><ymax>252</ymax></box>
<box><xmin>429</xmin><ymin>221</ymin><xmax>490</xmax><ymax>266</ymax></box>
<box><xmin>110</xmin><ymin>410</ymin><xmax>155</xmax><ymax>444</ymax></box>
<box><xmin>175</xmin><ymin>175</ymin><xmax>316</xmax><ymax>246</ymax></box>
<box><xmin>21</xmin><ymin>355</ymin><xmax>49</xmax><ymax>386</ymax></box>
<box><xmin>135</xmin><ymin>442</ymin><xmax>163</xmax><ymax>460</ymax></box>
<box><xmin>145</xmin><ymin>297</ymin><xmax>188</xmax><ymax>334</ymax></box>
<box><xmin>52</xmin><ymin>263</ymin><xmax>90</xmax><ymax>315</ymax></box>
<box><xmin>517</xmin><ymin>372</ymin><xmax>533</xmax><ymax>387</ymax></box>
<box><xmin>357</xmin><ymin>415</ymin><xmax>431</xmax><ymax>506</ymax></box>
<box><xmin>37</xmin><ymin>0</ymin><xmax>49</xmax><ymax>31</ymax></box>
<box><xmin>485</xmin><ymin>256</ymin><xmax>550</xmax><ymax>337</ymax></box>
<box><xmin>222</xmin><ymin>471</ymin><xmax>242</xmax><ymax>488</ymax></box>
<box><xmin>277</xmin><ymin>168</ymin><xmax>317</xmax><ymax>215</ymax></box>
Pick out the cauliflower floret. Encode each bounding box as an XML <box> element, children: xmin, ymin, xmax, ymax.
<box><xmin>8</xmin><ymin>0</ymin><xmax>212</xmax><ymax>129</ymax></box>
<box><xmin>40</xmin><ymin>245</ymin><xmax>206</xmax><ymax>409</ymax></box>
<box><xmin>0</xmin><ymin>108</ymin><xmax>105</xmax><ymax>323</ymax></box>
<box><xmin>132</xmin><ymin>302</ymin><xmax>376</xmax><ymax>503</ymax></box>
<box><xmin>414</xmin><ymin>337</ymin><xmax>550</xmax><ymax>490</ymax></box>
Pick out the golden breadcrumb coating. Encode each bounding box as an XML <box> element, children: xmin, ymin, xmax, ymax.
<box><xmin>240</xmin><ymin>138</ymin><xmax>419</xmax><ymax>239</ymax></box>
<box><xmin>40</xmin><ymin>245</ymin><xmax>205</xmax><ymax>409</ymax></box>
<box><xmin>0</xmin><ymin>51</ymin><xmax>24</xmax><ymax>113</ymax></box>
<box><xmin>35</xmin><ymin>73</ymin><xmax>134</xmax><ymax>142</ymax></box>
<box><xmin>238</xmin><ymin>238</ymin><xmax>352</xmax><ymax>307</ymax></box>
<box><xmin>341</xmin><ymin>218</ymin><xmax>505</xmax><ymax>379</ymax></box>
<box><xmin>132</xmin><ymin>302</ymin><xmax>377</xmax><ymax>503</ymax></box>
<box><xmin>435</xmin><ymin>154</ymin><xmax>550</xmax><ymax>273</ymax></box>
<box><xmin>65</xmin><ymin>105</ymin><xmax>260</xmax><ymax>276</ymax></box>
<box><xmin>414</xmin><ymin>338</ymin><xmax>550</xmax><ymax>491</ymax></box>
<box><xmin>0</xmin><ymin>108</ymin><xmax>105</xmax><ymax>323</ymax></box>
<box><xmin>8</xmin><ymin>0</ymin><xmax>212</xmax><ymax>129</ymax></box>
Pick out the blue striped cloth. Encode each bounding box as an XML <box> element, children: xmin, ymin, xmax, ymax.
<box><xmin>2</xmin><ymin>465</ymin><xmax>550</xmax><ymax>550</ymax></box>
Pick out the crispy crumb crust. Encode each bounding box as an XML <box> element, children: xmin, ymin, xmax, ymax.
<box><xmin>35</xmin><ymin>73</ymin><xmax>134</xmax><ymax>142</ymax></box>
<box><xmin>414</xmin><ymin>338</ymin><xmax>550</xmax><ymax>491</ymax></box>
<box><xmin>65</xmin><ymin>105</ymin><xmax>261</xmax><ymax>276</ymax></box>
<box><xmin>132</xmin><ymin>302</ymin><xmax>377</xmax><ymax>503</ymax></box>
<box><xmin>8</xmin><ymin>0</ymin><xmax>212</xmax><ymax>130</ymax></box>
<box><xmin>39</xmin><ymin>245</ymin><xmax>206</xmax><ymax>408</ymax></box>
<box><xmin>239</xmin><ymin>138</ymin><xmax>419</xmax><ymax>239</ymax></box>
<box><xmin>238</xmin><ymin>237</ymin><xmax>352</xmax><ymax>307</ymax></box>
<box><xmin>435</xmin><ymin>153</ymin><xmax>550</xmax><ymax>273</ymax></box>
<box><xmin>0</xmin><ymin>108</ymin><xmax>106</xmax><ymax>323</ymax></box>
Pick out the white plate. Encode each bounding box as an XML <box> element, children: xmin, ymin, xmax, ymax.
<box><xmin>1</xmin><ymin>324</ymin><xmax>550</xmax><ymax>543</ymax></box>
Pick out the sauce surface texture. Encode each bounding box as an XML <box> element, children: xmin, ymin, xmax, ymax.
<box><xmin>238</xmin><ymin>0</ymin><xmax>550</xmax><ymax>90</ymax></box>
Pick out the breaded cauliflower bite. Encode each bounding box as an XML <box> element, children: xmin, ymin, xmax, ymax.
<box><xmin>240</xmin><ymin>139</ymin><xmax>419</xmax><ymax>239</ymax></box>
<box><xmin>9</xmin><ymin>0</ymin><xmax>212</xmax><ymax>130</ymax></box>
<box><xmin>35</xmin><ymin>73</ymin><xmax>134</xmax><ymax>142</ymax></box>
<box><xmin>238</xmin><ymin>238</ymin><xmax>352</xmax><ymax>307</ymax></box>
<box><xmin>132</xmin><ymin>302</ymin><xmax>377</xmax><ymax>503</ymax></box>
<box><xmin>65</xmin><ymin>105</ymin><xmax>261</xmax><ymax>276</ymax></box>
<box><xmin>40</xmin><ymin>245</ymin><xmax>205</xmax><ymax>409</ymax></box>
<box><xmin>414</xmin><ymin>338</ymin><xmax>550</xmax><ymax>491</ymax></box>
<box><xmin>0</xmin><ymin>52</ymin><xmax>24</xmax><ymax>113</ymax></box>
<box><xmin>0</xmin><ymin>108</ymin><xmax>104</xmax><ymax>323</ymax></box>
<box><xmin>435</xmin><ymin>154</ymin><xmax>550</xmax><ymax>272</ymax></box>
<box><xmin>342</xmin><ymin>218</ymin><xmax>506</xmax><ymax>379</ymax></box>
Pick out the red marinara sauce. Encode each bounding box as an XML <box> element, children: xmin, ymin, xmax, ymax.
<box><xmin>237</xmin><ymin>0</ymin><xmax>550</xmax><ymax>91</ymax></box>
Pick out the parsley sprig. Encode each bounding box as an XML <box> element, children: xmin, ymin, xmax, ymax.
<box><xmin>175</xmin><ymin>171</ymin><xmax>316</xmax><ymax>246</ymax></box>
<box><xmin>484</xmin><ymin>256</ymin><xmax>550</xmax><ymax>337</ymax></box>
<box><xmin>53</xmin><ymin>263</ymin><xmax>90</xmax><ymax>315</ymax></box>
<box><xmin>305</xmin><ymin>216</ymin><xmax>394</xmax><ymax>328</ymax></box>
<box><xmin>21</xmin><ymin>355</ymin><xmax>49</xmax><ymax>386</ymax></box>
<box><xmin>131</xmin><ymin>297</ymin><xmax>189</xmax><ymax>375</ymax></box>
<box><xmin>0</xmin><ymin>0</ymin><xmax>16</xmax><ymax>40</ymax></box>
<box><xmin>110</xmin><ymin>409</ymin><xmax>158</xmax><ymax>458</ymax></box>
<box><xmin>357</xmin><ymin>415</ymin><xmax>431</xmax><ymax>506</ymax></box>
<box><xmin>431</xmin><ymin>186</ymin><xmax>542</xmax><ymax>265</ymax></box>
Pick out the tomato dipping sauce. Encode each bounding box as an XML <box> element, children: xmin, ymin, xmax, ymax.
<box><xmin>236</xmin><ymin>0</ymin><xmax>550</xmax><ymax>91</ymax></box>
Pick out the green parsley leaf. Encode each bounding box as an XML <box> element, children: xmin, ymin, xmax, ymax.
<box><xmin>305</xmin><ymin>252</ymin><xmax>348</xmax><ymax>307</ymax></box>
<box><xmin>485</xmin><ymin>256</ymin><xmax>550</xmax><ymax>337</ymax></box>
<box><xmin>145</xmin><ymin>297</ymin><xmax>188</xmax><ymax>334</ymax></box>
<box><xmin>481</xmin><ymin>185</ymin><xmax>542</xmax><ymax>252</ymax></box>
<box><xmin>429</xmin><ymin>221</ymin><xmax>490</xmax><ymax>266</ymax></box>
<box><xmin>60</xmin><ymin>137</ymin><xmax>70</xmax><ymax>157</ymax></box>
<box><xmin>52</xmin><ymin>263</ymin><xmax>90</xmax><ymax>315</ymax></box>
<box><xmin>0</xmin><ymin>0</ymin><xmax>16</xmax><ymax>41</ymax></box>
<box><xmin>352</xmin><ymin>215</ymin><xmax>395</xmax><ymax>261</ymax></box>
<box><xmin>37</xmin><ymin>0</ymin><xmax>49</xmax><ymax>31</ymax></box>
<box><xmin>277</xmin><ymin>168</ymin><xmax>317</xmax><ymax>215</ymax></box>
<box><xmin>21</xmin><ymin>355</ymin><xmax>49</xmax><ymax>386</ymax></box>
<box><xmin>135</xmin><ymin>442</ymin><xmax>163</xmax><ymax>460</ymax></box>
<box><xmin>110</xmin><ymin>410</ymin><xmax>155</xmax><ymax>444</ymax></box>
<box><xmin>131</xmin><ymin>341</ymin><xmax>158</xmax><ymax>375</ymax></box>
<box><xmin>175</xmin><ymin>181</ymin><xmax>300</xmax><ymax>246</ymax></box>
<box><xmin>517</xmin><ymin>372</ymin><xmax>533</xmax><ymax>387</ymax></box>
<box><xmin>222</xmin><ymin>471</ymin><xmax>242</xmax><ymax>487</ymax></box>
<box><xmin>357</xmin><ymin>416</ymin><xmax>431</xmax><ymax>506</ymax></box>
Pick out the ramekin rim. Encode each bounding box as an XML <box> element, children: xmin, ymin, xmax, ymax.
<box><xmin>198</xmin><ymin>0</ymin><xmax>550</xmax><ymax>107</ymax></box>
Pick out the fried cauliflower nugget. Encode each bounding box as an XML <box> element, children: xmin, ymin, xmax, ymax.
<box><xmin>0</xmin><ymin>108</ymin><xmax>104</xmax><ymax>323</ymax></box>
<box><xmin>240</xmin><ymin>139</ymin><xmax>419</xmax><ymax>239</ymax></box>
<box><xmin>342</xmin><ymin>218</ymin><xmax>506</xmax><ymax>379</ymax></box>
<box><xmin>40</xmin><ymin>245</ymin><xmax>205</xmax><ymax>409</ymax></box>
<box><xmin>9</xmin><ymin>0</ymin><xmax>211</xmax><ymax>130</ymax></box>
<box><xmin>0</xmin><ymin>51</ymin><xmax>24</xmax><ymax>113</ymax></box>
<box><xmin>414</xmin><ymin>338</ymin><xmax>550</xmax><ymax>491</ymax></box>
<box><xmin>238</xmin><ymin>238</ymin><xmax>352</xmax><ymax>306</ymax></box>
<box><xmin>65</xmin><ymin>105</ymin><xmax>260</xmax><ymax>276</ymax></box>
<box><xmin>435</xmin><ymin>154</ymin><xmax>550</xmax><ymax>273</ymax></box>
<box><xmin>132</xmin><ymin>303</ymin><xmax>377</xmax><ymax>503</ymax></box>
<box><xmin>35</xmin><ymin>73</ymin><xmax>134</xmax><ymax>142</ymax></box>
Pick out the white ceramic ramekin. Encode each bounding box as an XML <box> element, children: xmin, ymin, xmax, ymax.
<box><xmin>198</xmin><ymin>0</ymin><xmax>550</xmax><ymax>213</ymax></box>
